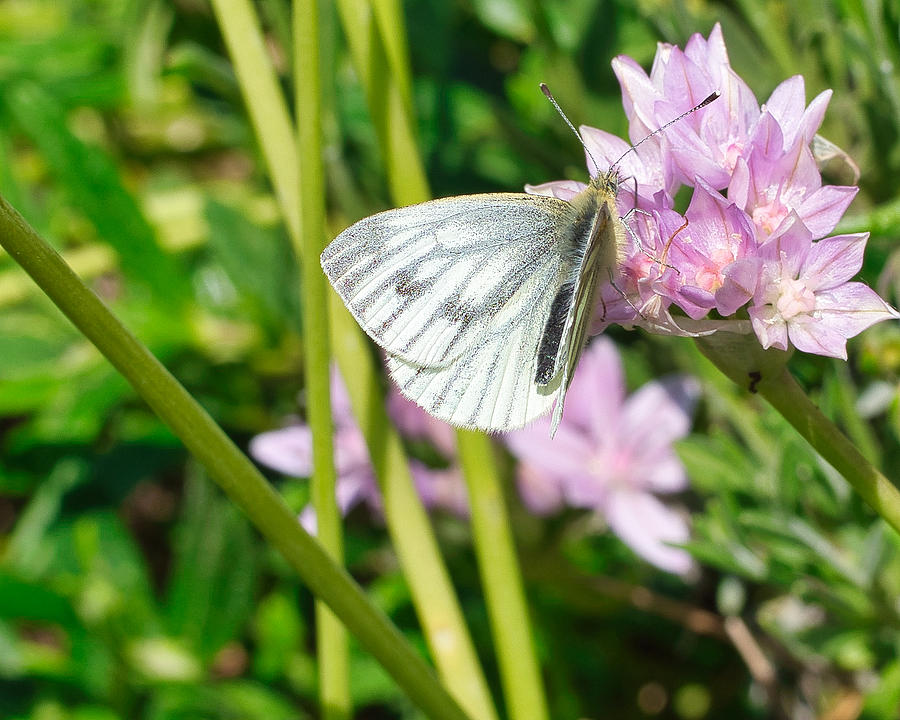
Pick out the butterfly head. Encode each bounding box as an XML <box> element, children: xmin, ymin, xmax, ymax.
<box><xmin>589</xmin><ymin>168</ymin><xmax>622</xmax><ymax>196</ymax></box>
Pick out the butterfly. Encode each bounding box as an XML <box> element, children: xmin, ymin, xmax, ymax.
<box><xmin>321</xmin><ymin>88</ymin><xmax>718</xmax><ymax>436</ymax></box>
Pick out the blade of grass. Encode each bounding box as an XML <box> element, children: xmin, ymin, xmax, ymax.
<box><xmin>209</xmin><ymin>2</ymin><xmax>493</xmax><ymax>718</ymax></box>
<box><xmin>334</xmin><ymin>0</ymin><xmax>429</xmax><ymax>205</ymax></box>
<box><xmin>457</xmin><ymin>431</ymin><xmax>550</xmax><ymax>720</ymax></box>
<box><xmin>339</xmin><ymin>2</ymin><xmax>548</xmax><ymax>718</ymax></box>
<box><xmin>295</xmin><ymin>0</ymin><xmax>349</xmax><ymax>717</ymax></box>
<box><xmin>208</xmin><ymin>0</ymin><xmax>300</xmax><ymax>242</ymax></box>
<box><xmin>369</xmin><ymin>0</ymin><xmax>414</xmax><ymax>110</ymax></box>
<box><xmin>0</xmin><ymin>193</ymin><xmax>471</xmax><ymax>720</ymax></box>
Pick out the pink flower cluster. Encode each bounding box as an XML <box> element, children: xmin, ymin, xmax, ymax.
<box><xmin>529</xmin><ymin>24</ymin><xmax>897</xmax><ymax>359</ymax></box>
<box><xmin>504</xmin><ymin>339</ymin><xmax>699</xmax><ymax>575</ymax></box>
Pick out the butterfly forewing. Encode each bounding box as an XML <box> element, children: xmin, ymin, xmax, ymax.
<box><xmin>322</xmin><ymin>194</ymin><xmax>575</xmax><ymax>369</ymax></box>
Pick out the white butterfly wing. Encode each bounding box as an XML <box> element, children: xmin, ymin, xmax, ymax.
<box><xmin>385</xmin><ymin>257</ymin><xmax>566</xmax><ymax>431</ymax></box>
<box><xmin>321</xmin><ymin>193</ymin><xmax>575</xmax><ymax>369</ymax></box>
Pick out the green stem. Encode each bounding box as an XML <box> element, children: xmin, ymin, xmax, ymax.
<box><xmin>369</xmin><ymin>0</ymin><xmax>414</xmax><ymax>111</ymax></box>
<box><xmin>0</xmin><ymin>194</ymin><xmax>471</xmax><ymax>720</ymax></box>
<box><xmin>756</xmin><ymin>367</ymin><xmax>900</xmax><ymax>535</ymax></box>
<box><xmin>294</xmin><ymin>0</ymin><xmax>349</xmax><ymax>717</ymax></box>
<box><xmin>457</xmin><ymin>431</ymin><xmax>549</xmax><ymax>720</ymax></box>
<box><xmin>208</xmin><ymin>0</ymin><xmax>300</xmax><ymax>241</ymax></box>
<box><xmin>696</xmin><ymin>333</ymin><xmax>900</xmax><ymax>536</ymax></box>
<box><xmin>334</xmin><ymin>0</ymin><xmax>429</xmax><ymax>206</ymax></box>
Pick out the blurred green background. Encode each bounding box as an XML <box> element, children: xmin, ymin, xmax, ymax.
<box><xmin>2</xmin><ymin>0</ymin><xmax>900</xmax><ymax>718</ymax></box>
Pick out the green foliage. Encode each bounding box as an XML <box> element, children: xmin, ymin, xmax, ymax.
<box><xmin>2</xmin><ymin>0</ymin><xmax>900</xmax><ymax>718</ymax></box>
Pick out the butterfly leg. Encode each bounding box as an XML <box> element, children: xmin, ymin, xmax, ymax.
<box><xmin>619</xmin><ymin>207</ymin><xmax>652</xmax><ymax>253</ymax></box>
<box><xmin>604</xmin><ymin>268</ymin><xmax>645</xmax><ymax>321</ymax></box>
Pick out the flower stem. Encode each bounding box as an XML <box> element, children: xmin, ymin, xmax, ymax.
<box><xmin>457</xmin><ymin>431</ymin><xmax>550</xmax><ymax>720</ymax></box>
<box><xmin>696</xmin><ymin>334</ymin><xmax>900</xmax><ymax>535</ymax></box>
<box><xmin>208</xmin><ymin>0</ymin><xmax>300</xmax><ymax>241</ymax></box>
<box><xmin>294</xmin><ymin>0</ymin><xmax>349</xmax><ymax>716</ymax></box>
<box><xmin>756</xmin><ymin>367</ymin><xmax>900</xmax><ymax>534</ymax></box>
<box><xmin>0</xmin><ymin>194</ymin><xmax>471</xmax><ymax>720</ymax></box>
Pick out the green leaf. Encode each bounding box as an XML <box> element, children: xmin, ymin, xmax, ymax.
<box><xmin>204</xmin><ymin>199</ymin><xmax>300</xmax><ymax>332</ymax></box>
<box><xmin>0</xmin><ymin>573</ymin><xmax>78</xmax><ymax>627</ymax></box>
<box><xmin>145</xmin><ymin>681</ymin><xmax>307</xmax><ymax>720</ymax></box>
<box><xmin>863</xmin><ymin>657</ymin><xmax>900</xmax><ymax>719</ymax></box>
<box><xmin>2</xmin><ymin>459</ymin><xmax>87</xmax><ymax>577</ymax></box>
<box><xmin>165</xmin><ymin>467</ymin><xmax>260</xmax><ymax>661</ymax></box>
<box><xmin>3</xmin><ymin>82</ymin><xmax>189</xmax><ymax>309</ymax></box>
<box><xmin>252</xmin><ymin>589</ymin><xmax>304</xmax><ymax>682</ymax></box>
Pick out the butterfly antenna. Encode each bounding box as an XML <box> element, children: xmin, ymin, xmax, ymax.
<box><xmin>610</xmin><ymin>91</ymin><xmax>720</xmax><ymax>170</ymax></box>
<box><xmin>540</xmin><ymin>83</ymin><xmax>602</xmax><ymax>176</ymax></box>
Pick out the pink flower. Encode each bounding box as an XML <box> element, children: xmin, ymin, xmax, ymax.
<box><xmin>529</xmin><ymin>23</ymin><xmax>897</xmax><ymax>360</ymax></box>
<box><xmin>613</xmin><ymin>23</ymin><xmax>758</xmax><ymax>188</ymax></box>
<box><xmin>249</xmin><ymin>367</ymin><xmax>467</xmax><ymax>533</ymax></box>
<box><xmin>503</xmin><ymin>339</ymin><xmax>699</xmax><ymax>575</ymax></box>
<box><xmin>748</xmin><ymin>215</ymin><xmax>899</xmax><ymax>359</ymax></box>
<box><xmin>729</xmin><ymin>114</ymin><xmax>857</xmax><ymax>240</ymax></box>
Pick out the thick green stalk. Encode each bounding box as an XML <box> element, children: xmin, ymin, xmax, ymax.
<box><xmin>457</xmin><ymin>431</ymin><xmax>549</xmax><ymax>720</ymax></box>
<box><xmin>210</xmin><ymin>2</ymin><xmax>492</xmax><ymax>717</ymax></box>
<box><xmin>696</xmin><ymin>333</ymin><xmax>900</xmax><ymax>536</ymax></box>
<box><xmin>294</xmin><ymin>0</ymin><xmax>349</xmax><ymax>717</ymax></box>
<box><xmin>757</xmin><ymin>368</ymin><xmax>900</xmax><ymax>534</ymax></box>
<box><xmin>0</xmin><ymin>194</ymin><xmax>471</xmax><ymax>720</ymax></box>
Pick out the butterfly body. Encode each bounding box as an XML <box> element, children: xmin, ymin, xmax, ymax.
<box><xmin>321</xmin><ymin>170</ymin><xmax>624</xmax><ymax>435</ymax></box>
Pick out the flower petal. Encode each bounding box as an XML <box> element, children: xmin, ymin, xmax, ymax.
<box><xmin>635</xmin><ymin>451</ymin><xmax>691</xmax><ymax>494</ymax></box>
<box><xmin>606</xmin><ymin>491</ymin><xmax>695</xmax><ymax>574</ymax></box>
<box><xmin>787</xmin><ymin>314</ymin><xmax>850</xmax><ymax>359</ymax></box>
<box><xmin>763</xmin><ymin>75</ymin><xmax>806</xmax><ymax>133</ymax></box>
<box><xmin>797</xmin><ymin>89</ymin><xmax>832</xmax><ymax>145</ymax></box>
<box><xmin>504</xmin><ymin>420</ymin><xmax>594</xmax><ymax>481</ymax></box>
<box><xmin>816</xmin><ymin>282</ymin><xmax>900</xmax><ymax>336</ymax></box>
<box><xmin>525</xmin><ymin>180</ymin><xmax>586</xmax><ymax>201</ymax></box>
<box><xmin>571</xmin><ymin>338</ymin><xmax>626</xmax><ymax>438</ymax></box>
<box><xmin>516</xmin><ymin>462</ymin><xmax>567</xmax><ymax>515</ymax></box>
<box><xmin>801</xmin><ymin>233</ymin><xmax>868</xmax><ymax>291</ymax></box>
<box><xmin>750</xmin><ymin>303</ymin><xmax>789</xmax><ymax>351</ymax></box>
<box><xmin>619</xmin><ymin>375</ymin><xmax>700</xmax><ymax>453</ymax></box>
<box><xmin>250</xmin><ymin>426</ymin><xmax>313</xmax><ymax>476</ymax></box>
<box><xmin>797</xmin><ymin>186</ymin><xmax>858</xmax><ymax>239</ymax></box>
<box><xmin>411</xmin><ymin>462</ymin><xmax>468</xmax><ymax>517</ymax></box>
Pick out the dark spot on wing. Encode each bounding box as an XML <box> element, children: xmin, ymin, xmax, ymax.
<box><xmin>535</xmin><ymin>280</ymin><xmax>574</xmax><ymax>385</ymax></box>
<box><xmin>394</xmin><ymin>267</ymin><xmax>429</xmax><ymax>298</ymax></box>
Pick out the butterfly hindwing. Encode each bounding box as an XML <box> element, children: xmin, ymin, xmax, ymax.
<box><xmin>386</xmin><ymin>280</ymin><xmax>565</xmax><ymax>431</ymax></box>
<box><xmin>321</xmin><ymin>193</ymin><xmax>576</xmax><ymax>369</ymax></box>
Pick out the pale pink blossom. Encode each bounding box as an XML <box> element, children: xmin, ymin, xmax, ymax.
<box><xmin>529</xmin><ymin>23</ymin><xmax>896</xmax><ymax>359</ymax></box>
<box><xmin>748</xmin><ymin>215</ymin><xmax>899</xmax><ymax>358</ymax></box>
<box><xmin>504</xmin><ymin>339</ymin><xmax>699</xmax><ymax>575</ymax></box>
<box><xmin>250</xmin><ymin>367</ymin><xmax>467</xmax><ymax>533</ymax></box>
